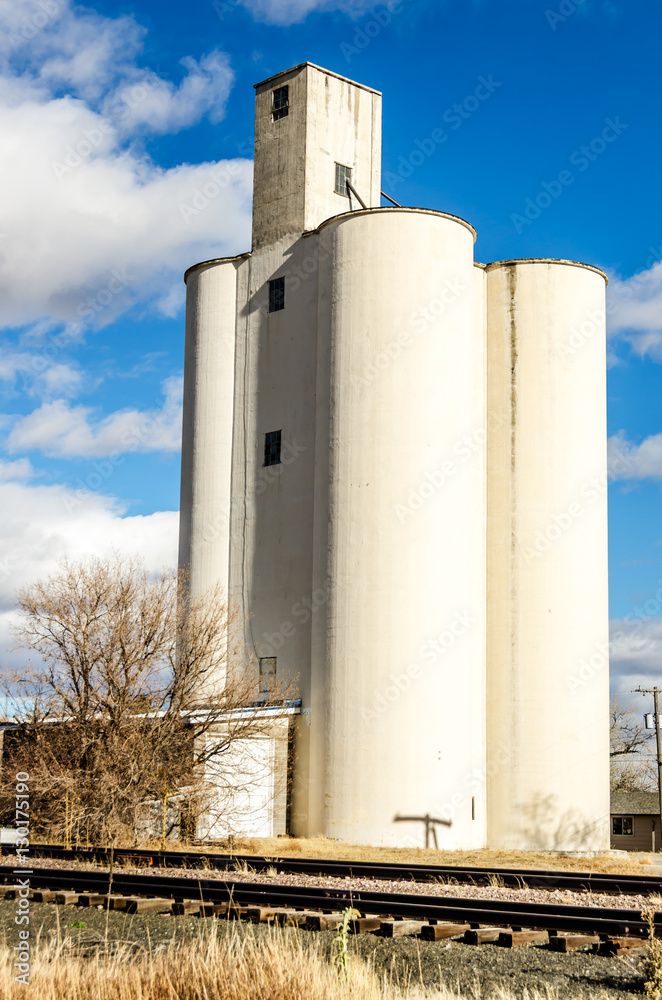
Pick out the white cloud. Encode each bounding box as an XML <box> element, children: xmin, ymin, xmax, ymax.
<box><xmin>6</xmin><ymin>376</ymin><xmax>182</xmax><ymax>458</ymax></box>
<box><xmin>608</xmin><ymin>257</ymin><xmax>662</xmax><ymax>360</ymax></box>
<box><xmin>102</xmin><ymin>51</ymin><xmax>233</xmax><ymax>135</ymax></box>
<box><xmin>611</xmin><ymin>614</ymin><xmax>662</xmax><ymax>698</ymax></box>
<box><xmin>0</xmin><ymin>475</ymin><xmax>178</xmax><ymax>663</ymax></box>
<box><xmin>608</xmin><ymin>430</ymin><xmax>662</xmax><ymax>481</ymax></box>
<box><xmin>0</xmin><ymin>350</ymin><xmax>82</xmax><ymax>398</ymax></box>
<box><xmin>0</xmin><ymin>458</ymin><xmax>34</xmax><ymax>482</ymax></box>
<box><xmin>238</xmin><ymin>0</ymin><xmax>377</xmax><ymax>25</ymax></box>
<box><xmin>0</xmin><ymin>1</ymin><xmax>252</xmax><ymax>332</ymax></box>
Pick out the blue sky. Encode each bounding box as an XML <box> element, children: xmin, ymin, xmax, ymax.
<box><xmin>0</xmin><ymin>0</ymin><xmax>660</xmax><ymax>697</ymax></box>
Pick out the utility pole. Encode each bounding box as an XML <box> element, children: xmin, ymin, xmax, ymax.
<box><xmin>635</xmin><ymin>686</ymin><xmax>662</xmax><ymax>852</ymax></box>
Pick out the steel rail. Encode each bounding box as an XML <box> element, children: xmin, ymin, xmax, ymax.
<box><xmin>10</xmin><ymin>844</ymin><xmax>662</xmax><ymax>896</ymax></box>
<box><xmin>1</xmin><ymin>865</ymin><xmax>659</xmax><ymax>938</ymax></box>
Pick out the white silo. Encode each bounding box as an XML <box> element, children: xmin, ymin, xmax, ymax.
<box><xmin>485</xmin><ymin>259</ymin><xmax>610</xmax><ymax>851</ymax></box>
<box><xmin>178</xmin><ymin>63</ymin><xmax>611</xmax><ymax>850</ymax></box>
<box><xmin>310</xmin><ymin>207</ymin><xmax>486</xmax><ymax>847</ymax></box>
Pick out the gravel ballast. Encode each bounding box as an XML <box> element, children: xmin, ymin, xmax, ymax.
<box><xmin>17</xmin><ymin>856</ymin><xmax>662</xmax><ymax>912</ymax></box>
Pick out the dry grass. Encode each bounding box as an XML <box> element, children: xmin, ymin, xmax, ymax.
<box><xmin>0</xmin><ymin>924</ymin><xmax>562</xmax><ymax>1000</ymax></box>
<box><xmin>193</xmin><ymin>836</ymin><xmax>652</xmax><ymax>877</ymax></box>
<box><xmin>28</xmin><ymin>833</ymin><xmax>654</xmax><ymax>876</ymax></box>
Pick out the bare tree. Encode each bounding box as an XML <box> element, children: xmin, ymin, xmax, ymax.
<box><xmin>0</xmin><ymin>555</ymin><xmax>295</xmax><ymax>846</ymax></box>
<box><xmin>610</xmin><ymin>696</ymin><xmax>657</xmax><ymax>792</ymax></box>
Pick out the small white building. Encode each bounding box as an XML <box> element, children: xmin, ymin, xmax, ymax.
<box><xmin>178</xmin><ymin>63</ymin><xmax>610</xmax><ymax>851</ymax></box>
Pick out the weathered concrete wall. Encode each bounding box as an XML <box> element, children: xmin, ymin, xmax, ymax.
<box><xmin>252</xmin><ymin>63</ymin><xmax>381</xmax><ymax>250</ymax></box>
<box><xmin>179</xmin><ymin>257</ymin><xmax>242</xmax><ymax>603</ymax></box>
<box><xmin>485</xmin><ymin>260</ymin><xmax>610</xmax><ymax>851</ymax></box>
<box><xmin>314</xmin><ymin>209</ymin><xmax>486</xmax><ymax>847</ymax></box>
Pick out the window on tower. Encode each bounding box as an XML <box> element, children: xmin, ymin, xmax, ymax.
<box><xmin>272</xmin><ymin>86</ymin><xmax>289</xmax><ymax>121</ymax></box>
<box><xmin>264</xmin><ymin>430</ymin><xmax>282</xmax><ymax>467</ymax></box>
<box><xmin>268</xmin><ymin>276</ymin><xmax>285</xmax><ymax>312</ymax></box>
<box><xmin>334</xmin><ymin>162</ymin><xmax>352</xmax><ymax>196</ymax></box>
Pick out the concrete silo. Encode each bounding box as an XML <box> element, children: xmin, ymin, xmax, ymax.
<box><xmin>178</xmin><ymin>63</ymin><xmax>610</xmax><ymax>850</ymax></box>
<box><xmin>485</xmin><ymin>260</ymin><xmax>610</xmax><ymax>851</ymax></box>
<box><xmin>309</xmin><ymin>208</ymin><xmax>486</xmax><ymax>847</ymax></box>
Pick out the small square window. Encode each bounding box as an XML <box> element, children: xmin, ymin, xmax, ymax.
<box><xmin>272</xmin><ymin>85</ymin><xmax>289</xmax><ymax>121</ymax></box>
<box><xmin>335</xmin><ymin>162</ymin><xmax>352</xmax><ymax>196</ymax></box>
<box><xmin>268</xmin><ymin>276</ymin><xmax>285</xmax><ymax>313</ymax></box>
<box><xmin>259</xmin><ymin>657</ymin><xmax>277</xmax><ymax>677</ymax></box>
<box><xmin>264</xmin><ymin>430</ymin><xmax>281</xmax><ymax>467</ymax></box>
<box><xmin>612</xmin><ymin>816</ymin><xmax>634</xmax><ymax>836</ymax></box>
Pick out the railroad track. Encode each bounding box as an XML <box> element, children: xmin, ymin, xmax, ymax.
<box><xmin>10</xmin><ymin>843</ymin><xmax>662</xmax><ymax>897</ymax></box>
<box><xmin>0</xmin><ymin>863</ymin><xmax>659</xmax><ymax>953</ymax></box>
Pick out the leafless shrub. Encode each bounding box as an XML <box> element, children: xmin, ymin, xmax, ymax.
<box><xmin>0</xmin><ymin>554</ymin><xmax>296</xmax><ymax>846</ymax></box>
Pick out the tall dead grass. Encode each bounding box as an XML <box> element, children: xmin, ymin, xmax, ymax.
<box><xmin>0</xmin><ymin>925</ymin><xmax>561</xmax><ymax>1000</ymax></box>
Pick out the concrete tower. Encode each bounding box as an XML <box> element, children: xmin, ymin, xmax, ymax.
<box><xmin>179</xmin><ymin>63</ymin><xmax>610</xmax><ymax>850</ymax></box>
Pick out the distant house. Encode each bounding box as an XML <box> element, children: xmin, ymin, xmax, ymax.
<box><xmin>611</xmin><ymin>791</ymin><xmax>660</xmax><ymax>852</ymax></box>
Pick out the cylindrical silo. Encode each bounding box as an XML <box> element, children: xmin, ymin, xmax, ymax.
<box><xmin>314</xmin><ymin>208</ymin><xmax>486</xmax><ymax>848</ymax></box>
<box><xmin>485</xmin><ymin>259</ymin><xmax>610</xmax><ymax>851</ymax></box>
<box><xmin>179</xmin><ymin>256</ymin><xmax>244</xmax><ymax>691</ymax></box>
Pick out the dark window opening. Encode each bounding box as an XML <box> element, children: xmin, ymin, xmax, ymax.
<box><xmin>259</xmin><ymin>657</ymin><xmax>277</xmax><ymax>695</ymax></box>
<box><xmin>272</xmin><ymin>85</ymin><xmax>289</xmax><ymax>121</ymax></box>
<box><xmin>612</xmin><ymin>816</ymin><xmax>634</xmax><ymax>836</ymax></box>
<box><xmin>264</xmin><ymin>430</ymin><xmax>282</xmax><ymax>467</ymax></box>
<box><xmin>268</xmin><ymin>276</ymin><xmax>285</xmax><ymax>312</ymax></box>
<box><xmin>335</xmin><ymin>162</ymin><xmax>352</xmax><ymax>196</ymax></box>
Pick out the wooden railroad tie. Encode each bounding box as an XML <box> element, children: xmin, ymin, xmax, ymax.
<box><xmin>124</xmin><ymin>897</ymin><xmax>174</xmax><ymax>914</ymax></box>
<box><xmin>420</xmin><ymin>922</ymin><xmax>470</xmax><ymax>941</ymax></box>
<box><xmin>497</xmin><ymin>930</ymin><xmax>549</xmax><ymax>948</ymax></box>
<box><xmin>9</xmin><ymin>884</ymin><xmax>652</xmax><ymax>954</ymax></box>
<box><xmin>54</xmin><ymin>892</ymin><xmax>82</xmax><ymax>905</ymax></box>
<box><xmin>549</xmin><ymin>934</ymin><xmax>600</xmax><ymax>953</ymax></box>
<box><xmin>464</xmin><ymin>927</ymin><xmax>502</xmax><ymax>945</ymax></box>
<box><xmin>596</xmin><ymin>937</ymin><xmax>647</xmax><ymax>958</ymax></box>
<box><xmin>379</xmin><ymin>920</ymin><xmax>428</xmax><ymax>938</ymax></box>
<box><xmin>305</xmin><ymin>913</ymin><xmax>346</xmax><ymax>931</ymax></box>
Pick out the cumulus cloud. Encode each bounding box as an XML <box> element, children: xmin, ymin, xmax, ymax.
<box><xmin>0</xmin><ymin>0</ymin><xmax>252</xmax><ymax>333</ymax></box>
<box><xmin>102</xmin><ymin>51</ymin><xmax>233</xmax><ymax>135</ymax></box>
<box><xmin>6</xmin><ymin>376</ymin><xmax>182</xmax><ymax>458</ymax></box>
<box><xmin>0</xmin><ymin>350</ymin><xmax>82</xmax><ymax>399</ymax></box>
<box><xmin>0</xmin><ymin>458</ymin><xmax>34</xmax><ymax>482</ymax></box>
<box><xmin>0</xmin><ymin>475</ymin><xmax>178</xmax><ymax>663</ymax></box>
<box><xmin>608</xmin><ymin>255</ymin><xmax>662</xmax><ymax>360</ymax></box>
<box><xmin>611</xmin><ymin>613</ymin><xmax>662</xmax><ymax>698</ymax></box>
<box><xmin>238</xmin><ymin>0</ymin><xmax>377</xmax><ymax>25</ymax></box>
<box><xmin>608</xmin><ymin>430</ymin><xmax>662</xmax><ymax>481</ymax></box>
